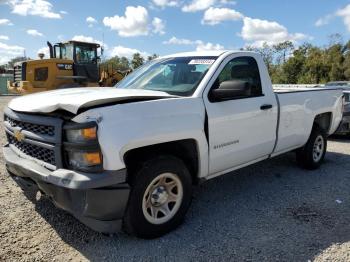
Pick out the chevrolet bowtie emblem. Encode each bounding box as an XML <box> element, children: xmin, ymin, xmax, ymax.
<box><xmin>14</xmin><ymin>130</ymin><xmax>25</xmax><ymax>142</ymax></box>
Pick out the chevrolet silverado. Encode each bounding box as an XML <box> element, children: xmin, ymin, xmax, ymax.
<box><xmin>3</xmin><ymin>51</ymin><xmax>344</xmax><ymax>238</ymax></box>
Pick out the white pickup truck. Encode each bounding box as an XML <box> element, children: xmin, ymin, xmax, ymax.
<box><xmin>3</xmin><ymin>51</ymin><xmax>344</xmax><ymax>238</ymax></box>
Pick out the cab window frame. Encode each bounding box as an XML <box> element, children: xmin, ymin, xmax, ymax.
<box><xmin>208</xmin><ymin>56</ymin><xmax>264</xmax><ymax>103</ymax></box>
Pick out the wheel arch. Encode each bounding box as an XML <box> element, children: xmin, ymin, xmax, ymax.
<box><xmin>313</xmin><ymin>112</ymin><xmax>332</xmax><ymax>134</ymax></box>
<box><xmin>123</xmin><ymin>139</ymin><xmax>201</xmax><ymax>185</ymax></box>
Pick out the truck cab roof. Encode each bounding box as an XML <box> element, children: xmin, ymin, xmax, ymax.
<box><xmin>160</xmin><ymin>50</ymin><xmax>255</xmax><ymax>59</ymax></box>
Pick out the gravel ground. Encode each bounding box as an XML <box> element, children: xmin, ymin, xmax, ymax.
<box><xmin>0</xmin><ymin>96</ymin><xmax>350</xmax><ymax>261</ymax></box>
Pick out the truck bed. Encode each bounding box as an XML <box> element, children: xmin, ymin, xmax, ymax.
<box><xmin>272</xmin><ymin>86</ymin><xmax>343</xmax><ymax>156</ymax></box>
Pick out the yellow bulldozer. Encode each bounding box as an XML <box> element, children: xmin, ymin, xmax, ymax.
<box><xmin>7</xmin><ymin>40</ymin><xmax>129</xmax><ymax>94</ymax></box>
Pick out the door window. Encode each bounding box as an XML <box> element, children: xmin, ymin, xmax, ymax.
<box><xmin>211</xmin><ymin>56</ymin><xmax>263</xmax><ymax>100</ymax></box>
<box><xmin>61</xmin><ymin>44</ymin><xmax>73</xmax><ymax>60</ymax></box>
<box><xmin>75</xmin><ymin>45</ymin><xmax>97</xmax><ymax>64</ymax></box>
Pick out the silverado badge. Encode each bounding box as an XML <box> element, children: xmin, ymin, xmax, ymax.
<box><xmin>14</xmin><ymin>130</ymin><xmax>25</xmax><ymax>142</ymax></box>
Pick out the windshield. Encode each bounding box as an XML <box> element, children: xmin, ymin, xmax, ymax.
<box><xmin>61</xmin><ymin>44</ymin><xmax>73</xmax><ymax>60</ymax></box>
<box><xmin>75</xmin><ymin>45</ymin><xmax>97</xmax><ymax>64</ymax></box>
<box><xmin>115</xmin><ymin>56</ymin><xmax>217</xmax><ymax>96</ymax></box>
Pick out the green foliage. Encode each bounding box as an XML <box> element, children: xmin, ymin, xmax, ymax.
<box><xmin>100</xmin><ymin>53</ymin><xmax>158</xmax><ymax>71</ymax></box>
<box><xmin>100</xmin><ymin>56</ymin><xmax>130</xmax><ymax>71</ymax></box>
<box><xmin>131</xmin><ymin>53</ymin><xmax>145</xmax><ymax>69</ymax></box>
<box><xmin>147</xmin><ymin>54</ymin><xmax>159</xmax><ymax>61</ymax></box>
<box><xmin>246</xmin><ymin>38</ymin><xmax>350</xmax><ymax>84</ymax></box>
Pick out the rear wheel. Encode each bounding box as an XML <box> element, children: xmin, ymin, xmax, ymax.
<box><xmin>296</xmin><ymin>125</ymin><xmax>327</xmax><ymax>170</ymax></box>
<box><xmin>123</xmin><ymin>156</ymin><xmax>192</xmax><ymax>238</ymax></box>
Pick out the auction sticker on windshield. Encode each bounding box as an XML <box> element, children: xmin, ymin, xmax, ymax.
<box><xmin>189</xmin><ymin>59</ymin><xmax>215</xmax><ymax>65</ymax></box>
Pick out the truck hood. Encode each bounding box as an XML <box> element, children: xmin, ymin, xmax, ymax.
<box><xmin>8</xmin><ymin>87</ymin><xmax>176</xmax><ymax>114</ymax></box>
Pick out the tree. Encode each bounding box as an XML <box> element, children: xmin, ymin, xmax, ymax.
<box><xmin>325</xmin><ymin>43</ymin><xmax>344</xmax><ymax>81</ymax></box>
<box><xmin>119</xmin><ymin>57</ymin><xmax>130</xmax><ymax>71</ymax></box>
<box><xmin>244</xmin><ymin>42</ymin><xmax>274</xmax><ymax>72</ymax></box>
<box><xmin>273</xmin><ymin>41</ymin><xmax>294</xmax><ymax>64</ymax></box>
<box><xmin>131</xmin><ymin>53</ymin><xmax>144</xmax><ymax>69</ymax></box>
<box><xmin>100</xmin><ymin>55</ymin><xmax>130</xmax><ymax>71</ymax></box>
<box><xmin>7</xmin><ymin>56</ymin><xmax>30</xmax><ymax>68</ymax></box>
<box><xmin>147</xmin><ymin>54</ymin><xmax>159</xmax><ymax>61</ymax></box>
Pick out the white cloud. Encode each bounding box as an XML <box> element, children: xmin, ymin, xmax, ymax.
<box><xmin>152</xmin><ymin>0</ymin><xmax>179</xmax><ymax>7</ymax></box>
<box><xmin>196</xmin><ymin>41</ymin><xmax>224</xmax><ymax>51</ymax></box>
<box><xmin>0</xmin><ymin>35</ymin><xmax>9</xmax><ymax>40</ymax></box>
<box><xmin>103</xmin><ymin>6</ymin><xmax>149</xmax><ymax>37</ymax></box>
<box><xmin>241</xmin><ymin>17</ymin><xmax>309</xmax><ymax>47</ymax></box>
<box><xmin>152</xmin><ymin>17</ymin><xmax>165</xmax><ymax>35</ymax></box>
<box><xmin>37</xmin><ymin>46</ymin><xmax>49</xmax><ymax>58</ymax></box>
<box><xmin>8</xmin><ymin>0</ymin><xmax>61</xmax><ymax>19</ymax></box>
<box><xmin>163</xmin><ymin>36</ymin><xmax>194</xmax><ymax>45</ymax></box>
<box><xmin>0</xmin><ymin>41</ymin><xmax>25</xmax><ymax>64</ymax></box>
<box><xmin>0</xmin><ymin>18</ymin><xmax>13</xmax><ymax>26</ymax></box>
<box><xmin>109</xmin><ymin>45</ymin><xmax>148</xmax><ymax>58</ymax></box>
<box><xmin>219</xmin><ymin>0</ymin><xmax>236</xmax><ymax>5</ymax></box>
<box><xmin>57</xmin><ymin>34</ymin><xmax>65</xmax><ymax>41</ymax></box>
<box><xmin>86</xmin><ymin>16</ymin><xmax>97</xmax><ymax>24</ymax></box>
<box><xmin>336</xmin><ymin>4</ymin><xmax>350</xmax><ymax>32</ymax></box>
<box><xmin>60</xmin><ymin>10</ymin><xmax>67</xmax><ymax>14</ymax></box>
<box><xmin>26</xmin><ymin>29</ymin><xmax>43</xmax><ymax>37</ymax></box>
<box><xmin>202</xmin><ymin>7</ymin><xmax>243</xmax><ymax>25</ymax></box>
<box><xmin>72</xmin><ymin>35</ymin><xmax>105</xmax><ymax>48</ymax></box>
<box><xmin>163</xmin><ymin>36</ymin><xmax>224</xmax><ymax>51</ymax></box>
<box><xmin>182</xmin><ymin>0</ymin><xmax>215</xmax><ymax>12</ymax></box>
<box><xmin>315</xmin><ymin>14</ymin><xmax>333</xmax><ymax>27</ymax></box>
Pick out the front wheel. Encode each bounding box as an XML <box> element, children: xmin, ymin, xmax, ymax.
<box><xmin>296</xmin><ymin>125</ymin><xmax>327</xmax><ymax>170</ymax></box>
<box><xmin>123</xmin><ymin>156</ymin><xmax>192</xmax><ymax>238</ymax></box>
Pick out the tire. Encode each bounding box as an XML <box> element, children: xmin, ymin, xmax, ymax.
<box><xmin>123</xmin><ymin>155</ymin><xmax>193</xmax><ymax>238</ymax></box>
<box><xmin>296</xmin><ymin>125</ymin><xmax>327</xmax><ymax>170</ymax></box>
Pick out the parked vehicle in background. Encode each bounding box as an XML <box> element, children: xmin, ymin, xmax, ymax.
<box><xmin>7</xmin><ymin>40</ymin><xmax>129</xmax><ymax>95</ymax></box>
<box><xmin>3</xmin><ymin>51</ymin><xmax>344</xmax><ymax>238</ymax></box>
<box><xmin>325</xmin><ymin>82</ymin><xmax>350</xmax><ymax>136</ymax></box>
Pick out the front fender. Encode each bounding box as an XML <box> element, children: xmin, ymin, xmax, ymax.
<box><xmin>72</xmin><ymin>97</ymin><xmax>209</xmax><ymax>178</ymax></box>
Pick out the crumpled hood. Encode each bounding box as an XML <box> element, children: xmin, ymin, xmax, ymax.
<box><xmin>8</xmin><ymin>87</ymin><xmax>176</xmax><ymax>114</ymax></box>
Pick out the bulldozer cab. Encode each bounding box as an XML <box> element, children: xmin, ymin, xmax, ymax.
<box><xmin>50</xmin><ymin>40</ymin><xmax>100</xmax><ymax>82</ymax></box>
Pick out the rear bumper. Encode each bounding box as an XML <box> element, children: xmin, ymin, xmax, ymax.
<box><xmin>4</xmin><ymin>145</ymin><xmax>130</xmax><ymax>233</ymax></box>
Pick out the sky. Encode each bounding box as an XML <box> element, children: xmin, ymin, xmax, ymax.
<box><xmin>1</xmin><ymin>0</ymin><xmax>350</xmax><ymax>64</ymax></box>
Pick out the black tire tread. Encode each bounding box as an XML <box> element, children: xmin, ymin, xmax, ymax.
<box><xmin>296</xmin><ymin>125</ymin><xmax>327</xmax><ymax>170</ymax></box>
<box><xmin>123</xmin><ymin>155</ymin><xmax>192</xmax><ymax>239</ymax></box>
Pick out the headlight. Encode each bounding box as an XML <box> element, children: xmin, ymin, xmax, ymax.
<box><xmin>63</xmin><ymin>122</ymin><xmax>102</xmax><ymax>172</ymax></box>
<box><xmin>66</xmin><ymin>126</ymin><xmax>97</xmax><ymax>142</ymax></box>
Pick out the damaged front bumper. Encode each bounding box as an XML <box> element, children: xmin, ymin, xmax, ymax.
<box><xmin>3</xmin><ymin>144</ymin><xmax>130</xmax><ymax>233</ymax></box>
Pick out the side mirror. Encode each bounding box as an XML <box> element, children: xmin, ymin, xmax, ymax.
<box><xmin>209</xmin><ymin>80</ymin><xmax>251</xmax><ymax>102</ymax></box>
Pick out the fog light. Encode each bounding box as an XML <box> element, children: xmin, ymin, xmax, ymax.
<box><xmin>67</xmin><ymin>151</ymin><xmax>102</xmax><ymax>169</ymax></box>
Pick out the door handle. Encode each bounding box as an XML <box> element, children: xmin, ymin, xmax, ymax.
<box><xmin>260</xmin><ymin>104</ymin><xmax>273</xmax><ymax>110</ymax></box>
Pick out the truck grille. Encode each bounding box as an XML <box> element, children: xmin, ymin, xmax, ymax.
<box><xmin>4</xmin><ymin>108</ymin><xmax>63</xmax><ymax>169</ymax></box>
<box><xmin>7</xmin><ymin>133</ymin><xmax>56</xmax><ymax>165</ymax></box>
<box><xmin>5</xmin><ymin>115</ymin><xmax>55</xmax><ymax>137</ymax></box>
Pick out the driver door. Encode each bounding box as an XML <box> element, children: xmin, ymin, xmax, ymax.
<box><xmin>204</xmin><ymin>55</ymin><xmax>278</xmax><ymax>175</ymax></box>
